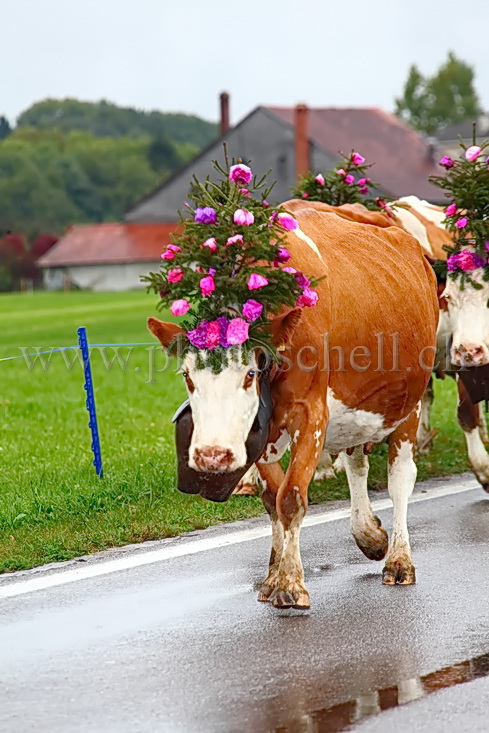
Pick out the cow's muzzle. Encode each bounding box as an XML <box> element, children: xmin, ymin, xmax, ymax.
<box><xmin>192</xmin><ymin>446</ymin><xmax>237</xmax><ymax>473</ymax></box>
<box><xmin>452</xmin><ymin>342</ymin><xmax>489</xmax><ymax>367</ymax></box>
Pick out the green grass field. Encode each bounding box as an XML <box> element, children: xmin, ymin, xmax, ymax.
<box><xmin>0</xmin><ymin>291</ymin><xmax>471</xmax><ymax>573</ymax></box>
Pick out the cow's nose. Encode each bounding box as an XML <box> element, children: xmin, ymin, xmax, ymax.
<box><xmin>193</xmin><ymin>446</ymin><xmax>236</xmax><ymax>473</ymax></box>
<box><xmin>453</xmin><ymin>343</ymin><xmax>489</xmax><ymax>367</ymax></box>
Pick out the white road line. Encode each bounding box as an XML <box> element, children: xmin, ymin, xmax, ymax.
<box><xmin>0</xmin><ymin>480</ymin><xmax>477</xmax><ymax>600</ymax></box>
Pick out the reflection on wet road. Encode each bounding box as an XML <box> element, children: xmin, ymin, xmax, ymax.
<box><xmin>2</xmin><ymin>475</ymin><xmax>489</xmax><ymax>732</ymax></box>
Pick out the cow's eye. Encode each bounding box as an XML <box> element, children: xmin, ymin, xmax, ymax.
<box><xmin>182</xmin><ymin>370</ymin><xmax>195</xmax><ymax>393</ymax></box>
<box><xmin>243</xmin><ymin>369</ymin><xmax>256</xmax><ymax>390</ymax></box>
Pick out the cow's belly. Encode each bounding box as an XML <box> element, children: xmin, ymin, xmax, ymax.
<box><xmin>324</xmin><ymin>392</ymin><xmax>398</xmax><ymax>453</ymax></box>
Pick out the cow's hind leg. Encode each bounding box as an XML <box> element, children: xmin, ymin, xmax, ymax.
<box><xmin>383</xmin><ymin>411</ymin><xmax>418</xmax><ymax>585</ymax></box>
<box><xmin>342</xmin><ymin>445</ymin><xmax>388</xmax><ymax>561</ymax></box>
<box><xmin>416</xmin><ymin>376</ymin><xmax>437</xmax><ymax>453</ymax></box>
<box><xmin>457</xmin><ymin>377</ymin><xmax>489</xmax><ymax>491</ymax></box>
<box><xmin>233</xmin><ymin>465</ymin><xmax>261</xmax><ymax>496</ymax></box>
<box><xmin>314</xmin><ymin>447</ymin><xmax>336</xmax><ymax>481</ymax></box>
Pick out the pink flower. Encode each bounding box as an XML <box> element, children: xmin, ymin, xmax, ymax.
<box><xmin>445</xmin><ymin>203</ymin><xmax>457</xmax><ymax>216</ymax></box>
<box><xmin>458</xmin><ymin>250</ymin><xmax>485</xmax><ymax>271</ymax></box>
<box><xmin>262</xmin><ymin>200</ymin><xmax>269</xmax><ymax>208</ymax></box>
<box><xmin>239</xmin><ymin>188</ymin><xmax>251</xmax><ymax>197</ymax></box>
<box><xmin>315</xmin><ymin>173</ymin><xmax>325</xmax><ymax>186</ymax></box>
<box><xmin>359</xmin><ymin>186</ymin><xmax>369</xmax><ymax>195</ymax></box>
<box><xmin>302</xmin><ymin>192</ymin><xmax>309</xmax><ymax>198</ymax></box>
<box><xmin>345</xmin><ymin>174</ymin><xmax>355</xmax><ymax>185</ymax></box>
<box><xmin>167</xmin><ymin>244</ymin><xmax>181</xmax><ymax>252</ymax></box>
<box><xmin>277</xmin><ymin>212</ymin><xmax>299</xmax><ymax>230</ymax></box>
<box><xmin>167</xmin><ymin>268</ymin><xmax>184</xmax><ymax>283</ymax></box>
<box><xmin>296</xmin><ymin>288</ymin><xmax>319</xmax><ymax>307</ymax></box>
<box><xmin>336</xmin><ymin>168</ymin><xmax>346</xmax><ymax>175</ymax></box>
<box><xmin>440</xmin><ymin>156</ymin><xmax>454</xmax><ymax>168</ymax></box>
<box><xmin>194</xmin><ymin>207</ymin><xmax>217</xmax><ymax>224</ymax></box>
<box><xmin>357</xmin><ymin>178</ymin><xmax>370</xmax><ymax>186</ymax></box>
<box><xmin>242</xmin><ymin>299</ymin><xmax>263</xmax><ymax>322</ymax></box>
<box><xmin>202</xmin><ymin>237</ymin><xmax>217</xmax><ymax>252</ymax></box>
<box><xmin>295</xmin><ymin>272</ymin><xmax>310</xmax><ymax>289</ymax></box>
<box><xmin>170</xmin><ymin>299</ymin><xmax>190</xmax><ymax>316</ymax></box>
<box><xmin>226</xmin><ymin>234</ymin><xmax>244</xmax><ymax>246</ymax></box>
<box><xmin>283</xmin><ymin>266</ymin><xmax>297</xmax><ymax>273</ymax></box>
<box><xmin>205</xmin><ymin>321</ymin><xmax>221</xmax><ymax>350</ymax></box>
<box><xmin>227</xmin><ymin>318</ymin><xmax>250</xmax><ymax>345</ymax></box>
<box><xmin>275</xmin><ymin>247</ymin><xmax>291</xmax><ymax>263</ymax></box>
<box><xmin>465</xmin><ymin>146</ymin><xmax>481</xmax><ymax>162</ymax></box>
<box><xmin>200</xmin><ymin>275</ymin><xmax>215</xmax><ymax>296</ymax></box>
<box><xmin>486</xmin><ymin>241</ymin><xmax>489</xmax><ymax>253</ymax></box>
<box><xmin>352</xmin><ymin>152</ymin><xmax>365</xmax><ymax>165</ymax></box>
<box><xmin>234</xmin><ymin>208</ymin><xmax>254</xmax><ymax>226</ymax></box>
<box><xmin>456</xmin><ymin>217</ymin><xmax>468</xmax><ymax>229</ymax></box>
<box><xmin>229</xmin><ymin>164</ymin><xmax>253</xmax><ymax>186</ymax></box>
<box><xmin>161</xmin><ymin>250</ymin><xmax>175</xmax><ymax>260</ymax></box>
<box><xmin>247</xmin><ymin>273</ymin><xmax>269</xmax><ymax>290</ymax></box>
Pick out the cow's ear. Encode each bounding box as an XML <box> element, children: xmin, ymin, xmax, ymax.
<box><xmin>270</xmin><ymin>307</ymin><xmax>302</xmax><ymax>349</ymax></box>
<box><xmin>147</xmin><ymin>318</ymin><xmax>183</xmax><ymax>349</ymax></box>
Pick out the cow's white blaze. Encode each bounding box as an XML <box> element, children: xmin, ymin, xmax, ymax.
<box><xmin>184</xmin><ymin>351</ymin><xmax>260</xmax><ymax>471</ymax></box>
<box><xmin>443</xmin><ymin>266</ymin><xmax>489</xmax><ymax>366</ymax></box>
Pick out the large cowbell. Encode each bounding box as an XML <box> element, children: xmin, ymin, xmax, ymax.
<box><xmin>172</xmin><ymin>370</ymin><xmax>273</xmax><ymax>503</ymax></box>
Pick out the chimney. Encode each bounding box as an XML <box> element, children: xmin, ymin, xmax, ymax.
<box><xmin>295</xmin><ymin>103</ymin><xmax>310</xmax><ymax>179</ymax></box>
<box><xmin>220</xmin><ymin>92</ymin><xmax>230</xmax><ymax>135</ymax></box>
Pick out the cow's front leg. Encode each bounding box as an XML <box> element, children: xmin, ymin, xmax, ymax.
<box><xmin>269</xmin><ymin>408</ymin><xmax>327</xmax><ymax>609</ymax></box>
<box><xmin>383</xmin><ymin>410</ymin><xmax>418</xmax><ymax>585</ymax></box>
<box><xmin>342</xmin><ymin>445</ymin><xmax>388</xmax><ymax>561</ymax></box>
<box><xmin>457</xmin><ymin>377</ymin><xmax>489</xmax><ymax>491</ymax></box>
<box><xmin>257</xmin><ymin>461</ymin><xmax>285</xmax><ymax>601</ymax></box>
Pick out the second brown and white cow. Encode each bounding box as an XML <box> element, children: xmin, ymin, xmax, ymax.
<box><xmin>149</xmin><ymin>205</ymin><xmax>438</xmax><ymax>609</ymax></box>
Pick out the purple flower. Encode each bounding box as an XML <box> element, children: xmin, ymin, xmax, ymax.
<box><xmin>283</xmin><ymin>266</ymin><xmax>297</xmax><ymax>274</ymax></box>
<box><xmin>208</xmin><ymin>267</ymin><xmax>216</xmax><ymax>276</ymax></box>
<box><xmin>352</xmin><ymin>152</ymin><xmax>365</xmax><ymax>165</ymax></box>
<box><xmin>194</xmin><ymin>207</ymin><xmax>217</xmax><ymax>224</ymax></box>
<box><xmin>170</xmin><ymin>299</ymin><xmax>191</xmax><ymax>316</ymax></box>
<box><xmin>277</xmin><ymin>213</ymin><xmax>299</xmax><ymax>230</ymax></box>
<box><xmin>296</xmin><ymin>288</ymin><xmax>319</xmax><ymax>307</ymax></box>
<box><xmin>229</xmin><ymin>164</ymin><xmax>253</xmax><ymax>186</ymax></box>
<box><xmin>485</xmin><ymin>241</ymin><xmax>489</xmax><ymax>253</ymax></box>
<box><xmin>227</xmin><ymin>318</ymin><xmax>249</xmax><ymax>345</ymax></box>
<box><xmin>440</xmin><ymin>156</ymin><xmax>454</xmax><ymax>168</ymax></box>
<box><xmin>447</xmin><ymin>254</ymin><xmax>459</xmax><ymax>272</ymax></box>
<box><xmin>242</xmin><ymin>299</ymin><xmax>263</xmax><ymax>322</ymax></box>
<box><xmin>315</xmin><ymin>173</ymin><xmax>325</xmax><ymax>185</ymax></box>
<box><xmin>202</xmin><ymin>237</ymin><xmax>217</xmax><ymax>252</ymax></box>
<box><xmin>275</xmin><ymin>247</ymin><xmax>291</xmax><ymax>263</ymax></box>
<box><xmin>226</xmin><ymin>234</ymin><xmax>244</xmax><ymax>246</ymax></box>
<box><xmin>200</xmin><ymin>275</ymin><xmax>215</xmax><ymax>296</ymax></box>
<box><xmin>465</xmin><ymin>146</ymin><xmax>481</xmax><ymax>162</ymax></box>
<box><xmin>247</xmin><ymin>273</ymin><xmax>268</xmax><ymax>290</ymax></box>
<box><xmin>456</xmin><ymin>217</ymin><xmax>468</xmax><ymax>229</ymax></box>
<box><xmin>234</xmin><ymin>208</ymin><xmax>254</xmax><ymax>226</ymax></box>
<box><xmin>216</xmin><ymin>316</ymin><xmax>230</xmax><ymax>347</ymax></box>
<box><xmin>295</xmin><ymin>272</ymin><xmax>311</xmax><ymax>289</ymax></box>
<box><xmin>345</xmin><ymin>174</ymin><xmax>355</xmax><ymax>185</ymax></box>
<box><xmin>445</xmin><ymin>203</ymin><xmax>457</xmax><ymax>216</ymax></box>
<box><xmin>167</xmin><ymin>268</ymin><xmax>184</xmax><ymax>283</ymax></box>
<box><xmin>187</xmin><ymin>321</ymin><xmax>209</xmax><ymax>349</ymax></box>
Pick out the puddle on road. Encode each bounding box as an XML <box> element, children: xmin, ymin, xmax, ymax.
<box><xmin>275</xmin><ymin>650</ymin><xmax>489</xmax><ymax>732</ymax></box>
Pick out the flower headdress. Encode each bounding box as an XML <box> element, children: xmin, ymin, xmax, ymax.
<box><xmin>291</xmin><ymin>150</ymin><xmax>392</xmax><ymax>214</ymax></box>
<box><xmin>143</xmin><ymin>150</ymin><xmax>321</xmax><ymax>373</ymax></box>
<box><xmin>431</xmin><ymin>126</ymin><xmax>489</xmax><ymax>292</ymax></box>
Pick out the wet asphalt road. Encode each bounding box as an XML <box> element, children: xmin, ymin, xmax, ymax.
<box><xmin>2</xmin><ymin>474</ymin><xmax>489</xmax><ymax>732</ymax></box>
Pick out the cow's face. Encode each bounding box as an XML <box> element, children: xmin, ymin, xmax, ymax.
<box><xmin>182</xmin><ymin>351</ymin><xmax>259</xmax><ymax>472</ymax></box>
<box><xmin>443</xmin><ymin>269</ymin><xmax>489</xmax><ymax>367</ymax></box>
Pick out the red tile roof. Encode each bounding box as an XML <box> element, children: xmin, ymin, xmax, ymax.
<box><xmin>266</xmin><ymin>106</ymin><xmax>443</xmax><ymax>201</ymax></box>
<box><xmin>38</xmin><ymin>222</ymin><xmax>180</xmax><ymax>267</ymax></box>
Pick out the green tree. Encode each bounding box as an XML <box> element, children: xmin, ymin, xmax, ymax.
<box><xmin>0</xmin><ymin>116</ymin><xmax>11</xmax><ymax>140</ymax></box>
<box><xmin>395</xmin><ymin>52</ymin><xmax>481</xmax><ymax>135</ymax></box>
<box><xmin>147</xmin><ymin>134</ymin><xmax>182</xmax><ymax>173</ymax></box>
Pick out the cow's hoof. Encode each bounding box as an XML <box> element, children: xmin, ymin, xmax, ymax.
<box><xmin>270</xmin><ymin>586</ymin><xmax>310</xmax><ymax>610</ymax></box>
<box><xmin>382</xmin><ymin>561</ymin><xmax>416</xmax><ymax>585</ymax></box>
<box><xmin>257</xmin><ymin>583</ymin><xmax>274</xmax><ymax>602</ymax></box>
<box><xmin>353</xmin><ymin>516</ymin><xmax>389</xmax><ymax>561</ymax></box>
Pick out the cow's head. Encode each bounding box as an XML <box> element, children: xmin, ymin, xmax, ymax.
<box><xmin>442</xmin><ymin>267</ymin><xmax>489</xmax><ymax>367</ymax></box>
<box><xmin>148</xmin><ymin>308</ymin><xmax>301</xmax><ymax>473</ymax></box>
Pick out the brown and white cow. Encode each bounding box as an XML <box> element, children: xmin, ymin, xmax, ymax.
<box><xmin>149</xmin><ymin>205</ymin><xmax>438</xmax><ymax>609</ymax></box>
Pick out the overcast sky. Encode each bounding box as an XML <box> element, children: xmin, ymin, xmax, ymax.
<box><xmin>3</xmin><ymin>0</ymin><xmax>489</xmax><ymax>126</ymax></box>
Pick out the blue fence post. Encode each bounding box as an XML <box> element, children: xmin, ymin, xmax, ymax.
<box><xmin>78</xmin><ymin>327</ymin><xmax>103</xmax><ymax>478</ymax></box>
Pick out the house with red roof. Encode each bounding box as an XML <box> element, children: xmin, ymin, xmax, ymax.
<box><xmin>40</xmin><ymin>94</ymin><xmax>446</xmax><ymax>291</ymax></box>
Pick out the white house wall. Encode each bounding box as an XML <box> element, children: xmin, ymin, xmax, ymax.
<box><xmin>43</xmin><ymin>262</ymin><xmax>160</xmax><ymax>292</ymax></box>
